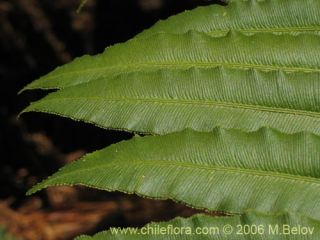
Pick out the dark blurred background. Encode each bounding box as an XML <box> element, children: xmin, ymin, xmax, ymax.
<box><xmin>0</xmin><ymin>0</ymin><xmax>224</xmax><ymax>239</ymax></box>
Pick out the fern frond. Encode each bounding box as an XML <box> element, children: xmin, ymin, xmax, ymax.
<box><xmin>20</xmin><ymin>0</ymin><xmax>320</xmax><ymax>92</ymax></box>
<box><xmin>28</xmin><ymin>128</ymin><xmax>320</xmax><ymax>219</ymax></box>
<box><xmin>21</xmin><ymin>32</ymin><xmax>320</xmax><ymax>134</ymax></box>
<box><xmin>139</xmin><ymin>0</ymin><xmax>320</xmax><ymax>38</ymax></box>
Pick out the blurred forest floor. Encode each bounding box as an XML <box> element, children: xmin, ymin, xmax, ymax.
<box><xmin>0</xmin><ymin>0</ymin><xmax>224</xmax><ymax>239</ymax></box>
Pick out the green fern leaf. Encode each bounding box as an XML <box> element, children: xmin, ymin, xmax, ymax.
<box><xmin>28</xmin><ymin>128</ymin><xmax>320</xmax><ymax>219</ymax></box>
<box><xmin>20</xmin><ymin>1</ymin><xmax>320</xmax><ymax>238</ymax></box>
<box><xmin>20</xmin><ymin>0</ymin><xmax>320</xmax><ymax>92</ymax></box>
<box><xmin>76</xmin><ymin>211</ymin><xmax>320</xmax><ymax>239</ymax></box>
<box><xmin>21</xmin><ymin>32</ymin><xmax>320</xmax><ymax>134</ymax></box>
<box><xmin>138</xmin><ymin>0</ymin><xmax>320</xmax><ymax>38</ymax></box>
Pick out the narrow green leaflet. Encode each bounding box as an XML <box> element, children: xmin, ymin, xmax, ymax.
<box><xmin>20</xmin><ymin>0</ymin><xmax>320</xmax><ymax>92</ymax></box>
<box><xmin>76</xmin><ymin>211</ymin><xmax>320</xmax><ymax>240</ymax></box>
<box><xmin>21</xmin><ymin>32</ymin><xmax>320</xmax><ymax>135</ymax></box>
<box><xmin>28</xmin><ymin>128</ymin><xmax>320</xmax><ymax>219</ymax></box>
<box><xmin>138</xmin><ymin>0</ymin><xmax>320</xmax><ymax>38</ymax></box>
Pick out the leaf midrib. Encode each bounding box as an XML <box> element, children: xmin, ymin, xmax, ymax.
<box><xmin>207</xmin><ymin>26</ymin><xmax>320</xmax><ymax>36</ymax></box>
<box><xmin>35</xmin><ymin>97</ymin><xmax>320</xmax><ymax>119</ymax></box>
<box><xmin>34</xmin><ymin>61</ymin><xmax>320</xmax><ymax>83</ymax></box>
